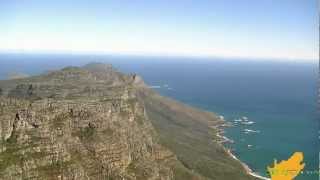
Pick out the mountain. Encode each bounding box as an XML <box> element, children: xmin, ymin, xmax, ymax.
<box><xmin>0</xmin><ymin>63</ymin><xmax>257</xmax><ymax>180</ymax></box>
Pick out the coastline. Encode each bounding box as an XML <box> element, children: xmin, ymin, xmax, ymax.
<box><xmin>225</xmin><ymin>148</ymin><xmax>270</xmax><ymax>180</ymax></box>
<box><xmin>213</xmin><ymin>122</ymin><xmax>270</xmax><ymax>180</ymax></box>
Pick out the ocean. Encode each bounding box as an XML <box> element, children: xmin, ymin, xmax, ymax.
<box><xmin>0</xmin><ymin>53</ymin><xmax>318</xmax><ymax>179</ymax></box>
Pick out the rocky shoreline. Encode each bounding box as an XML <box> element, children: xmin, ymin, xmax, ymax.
<box><xmin>0</xmin><ymin>63</ymin><xmax>262</xmax><ymax>179</ymax></box>
<box><xmin>213</xmin><ymin>118</ymin><xmax>270</xmax><ymax>180</ymax></box>
<box><xmin>225</xmin><ymin>148</ymin><xmax>270</xmax><ymax>180</ymax></box>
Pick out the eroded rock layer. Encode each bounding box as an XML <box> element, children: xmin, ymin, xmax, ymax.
<box><xmin>0</xmin><ymin>63</ymin><xmax>255</xmax><ymax>180</ymax></box>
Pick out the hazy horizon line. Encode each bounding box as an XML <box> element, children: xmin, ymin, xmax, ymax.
<box><xmin>0</xmin><ymin>49</ymin><xmax>318</xmax><ymax>64</ymax></box>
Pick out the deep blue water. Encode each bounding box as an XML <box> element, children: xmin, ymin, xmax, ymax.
<box><xmin>0</xmin><ymin>53</ymin><xmax>318</xmax><ymax>179</ymax></box>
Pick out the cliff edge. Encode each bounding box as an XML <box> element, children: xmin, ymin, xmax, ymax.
<box><xmin>0</xmin><ymin>63</ymin><xmax>256</xmax><ymax>180</ymax></box>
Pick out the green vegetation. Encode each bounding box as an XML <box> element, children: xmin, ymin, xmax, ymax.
<box><xmin>127</xmin><ymin>160</ymin><xmax>153</xmax><ymax>179</ymax></box>
<box><xmin>135</xmin><ymin>115</ymin><xmax>145</xmax><ymax>126</ymax></box>
<box><xmin>0</xmin><ymin>63</ymin><xmax>257</xmax><ymax>179</ymax></box>
<box><xmin>140</xmin><ymin>90</ymin><xmax>257</xmax><ymax>180</ymax></box>
<box><xmin>172</xmin><ymin>162</ymin><xmax>202</xmax><ymax>180</ymax></box>
<box><xmin>0</xmin><ymin>141</ymin><xmax>22</xmax><ymax>173</ymax></box>
<box><xmin>77</xmin><ymin>126</ymin><xmax>96</xmax><ymax>141</ymax></box>
<box><xmin>0</xmin><ymin>133</ymin><xmax>49</xmax><ymax>176</ymax></box>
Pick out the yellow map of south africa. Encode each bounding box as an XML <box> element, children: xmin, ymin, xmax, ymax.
<box><xmin>267</xmin><ymin>152</ymin><xmax>305</xmax><ymax>180</ymax></box>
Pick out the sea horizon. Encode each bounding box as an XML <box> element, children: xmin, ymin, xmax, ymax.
<box><xmin>0</xmin><ymin>53</ymin><xmax>318</xmax><ymax>179</ymax></box>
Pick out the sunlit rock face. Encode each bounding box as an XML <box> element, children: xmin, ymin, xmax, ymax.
<box><xmin>0</xmin><ymin>63</ymin><xmax>255</xmax><ymax>180</ymax></box>
<box><xmin>0</xmin><ymin>63</ymin><xmax>175</xmax><ymax>180</ymax></box>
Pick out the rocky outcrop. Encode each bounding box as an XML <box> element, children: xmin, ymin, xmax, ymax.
<box><xmin>0</xmin><ymin>95</ymin><xmax>176</xmax><ymax>179</ymax></box>
<box><xmin>0</xmin><ymin>64</ymin><xmax>175</xmax><ymax>180</ymax></box>
<box><xmin>0</xmin><ymin>63</ymin><xmax>255</xmax><ymax>180</ymax></box>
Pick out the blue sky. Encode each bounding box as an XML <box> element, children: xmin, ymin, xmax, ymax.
<box><xmin>0</xmin><ymin>0</ymin><xmax>318</xmax><ymax>61</ymax></box>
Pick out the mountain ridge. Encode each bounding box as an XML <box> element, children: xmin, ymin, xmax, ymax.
<box><xmin>0</xmin><ymin>63</ymin><xmax>256</xmax><ymax>180</ymax></box>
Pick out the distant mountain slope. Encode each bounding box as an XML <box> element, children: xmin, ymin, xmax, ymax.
<box><xmin>137</xmin><ymin>87</ymin><xmax>257</xmax><ymax>180</ymax></box>
<box><xmin>0</xmin><ymin>63</ymin><xmax>256</xmax><ymax>180</ymax></box>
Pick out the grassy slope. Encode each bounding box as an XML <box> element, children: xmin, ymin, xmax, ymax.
<box><xmin>138</xmin><ymin>88</ymin><xmax>258</xmax><ymax>180</ymax></box>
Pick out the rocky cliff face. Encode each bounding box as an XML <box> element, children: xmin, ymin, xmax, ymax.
<box><xmin>0</xmin><ymin>63</ymin><xmax>255</xmax><ymax>180</ymax></box>
<box><xmin>0</xmin><ymin>63</ymin><xmax>176</xmax><ymax>180</ymax></box>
